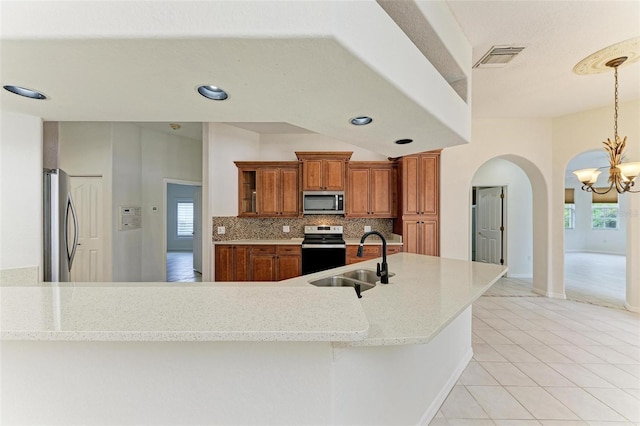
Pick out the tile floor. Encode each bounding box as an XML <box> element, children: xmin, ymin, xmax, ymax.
<box><xmin>166</xmin><ymin>251</ymin><xmax>202</xmax><ymax>282</ymax></box>
<box><xmin>431</xmin><ymin>277</ymin><xmax>640</xmax><ymax>425</ymax></box>
<box><xmin>564</xmin><ymin>252</ymin><xmax>626</xmax><ymax>309</ymax></box>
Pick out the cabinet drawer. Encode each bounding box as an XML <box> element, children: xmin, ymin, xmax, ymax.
<box><xmin>387</xmin><ymin>245</ymin><xmax>403</xmax><ymax>254</ymax></box>
<box><xmin>277</xmin><ymin>245</ymin><xmax>301</xmax><ymax>255</ymax></box>
<box><xmin>346</xmin><ymin>245</ymin><xmax>381</xmax><ymax>257</ymax></box>
<box><xmin>251</xmin><ymin>245</ymin><xmax>276</xmax><ymax>255</ymax></box>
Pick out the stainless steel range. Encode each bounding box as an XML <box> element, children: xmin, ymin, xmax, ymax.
<box><xmin>301</xmin><ymin>225</ymin><xmax>346</xmax><ymax>275</ymax></box>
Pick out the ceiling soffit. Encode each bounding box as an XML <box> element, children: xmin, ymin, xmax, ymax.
<box><xmin>0</xmin><ymin>0</ymin><xmax>471</xmax><ymax>157</ymax></box>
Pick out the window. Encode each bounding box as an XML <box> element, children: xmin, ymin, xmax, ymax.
<box><xmin>564</xmin><ymin>188</ymin><xmax>575</xmax><ymax>229</ymax></box>
<box><xmin>564</xmin><ymin>204</ymin><xmax>575</xmax><ymax>229</ymax></box>
<box><xmin>591</xmin><ymin>203</ymin><xmax>618</xmax><ymax>230</ymax></box>
<box><xmin>177</xmin><ymin>201</ymin><xmax>194</xmax><ymax>237</ymax></box>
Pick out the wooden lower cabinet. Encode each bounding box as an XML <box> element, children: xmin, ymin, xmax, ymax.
<box><xmin>250</xmin><ymin>246</ymin><xmax>277</xmax><ymax>281</ymax></box>
<box><xmin>402</xmin><ymin>218</ymin><xmax>439</xmax><ymax>256</ymax></box>
<box><xmin>216</xmin><ymin>244</ymin><xmax>302</xmax><ymax>282</ymax></box>
<box><xmin>346</xmin><ymin>244</ymin><xmax>403</xmax><ymax>265</ymax></box>
<box><xmin>250</xmin><ymin>245</ymin><xmax>302</xmax><ymax>281</ymax></box>
<box><xmin>275</xmin><ymin>245</ymin><xmax>302</xmax><ymax>280</ymax></box>
<box><xmin>214</xmin><ymin>245</ymin><xmax>250</xmax><ymax>281</ymax></box>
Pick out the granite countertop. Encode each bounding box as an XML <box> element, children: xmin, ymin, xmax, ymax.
<box><xmin>321</xmin><ymin>254</ymin><xmax>507</xmax><ymax>347</ymax></box>
<box><xmin>1</xmin><ymin>253</ymin><xmax>506</xmax><ymax>345</ymax></box>
<box><xmin>0</xmin><ymin>285</ymin><xmax>368</xmax><ymax>342</ymax></box>
<box><xmin>214</xmin><ymin>237</ymin><xmax>403</xmax><ymax>245</ymax></box>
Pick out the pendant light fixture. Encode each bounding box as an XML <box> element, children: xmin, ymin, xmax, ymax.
<box><xmin>572</xmin><ymin>38</ymin><xmax>640</xmax><ymax>194</ymax></box>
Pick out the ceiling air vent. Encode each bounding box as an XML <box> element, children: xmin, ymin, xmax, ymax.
<box><xmin>473</xmin><ymin>46</ymin><xmax>525</xmax><ymax>68</ymax></box>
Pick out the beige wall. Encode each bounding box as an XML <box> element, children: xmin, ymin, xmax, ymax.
<box><xmin>0</xmin><ymin>112</ymin><xmax>43</xmax><ymax>273</ymax></box>
<box><xmin>440</xmin><ymin>118</ymin><xmax>554</xmax><ymax>296</ymax></box>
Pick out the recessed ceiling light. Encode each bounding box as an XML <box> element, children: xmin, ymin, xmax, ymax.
<box><xmin>197</xmin><ymin>85</ymin><xmax>229</xmax><ymax>101</ymax></box>
<box><xmin>350</xmin><ymin>116</ymin><xmax>373</xmax><ymax>126</ymax></box>
<box><xmin>3</xmin><ymin>85</ymin><xmax>47</xmax><ymax>100</ymax></box>
<box><xmin>395</xmin><ymin>139</ymin><xmax>413</xmax><ymax>145</ymax></box>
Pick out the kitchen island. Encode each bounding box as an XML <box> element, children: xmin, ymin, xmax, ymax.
<box><xmin>1</xmin><ymin>253</ymin><xmax>506</xmax><ymax>425</ymax></box>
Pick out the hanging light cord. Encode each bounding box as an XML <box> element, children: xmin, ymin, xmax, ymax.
<box><xmin>613</xmin><ymin>65</ymin><xmax>619</xmax><ymax>141</ymax></box>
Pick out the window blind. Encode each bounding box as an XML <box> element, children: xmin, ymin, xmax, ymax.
<box><xmin>177</xmin><ymin>202</ymin><xmax>194</xmax><ymax>236</ymax></box>
<box><xmin>564</xmin><ymin>188</ymin><xmax>575</xmax><ymax>204</ymax></box>
<box><xmin>592</xmin><ymin>189</ymin><xmax>618</xmax><ymax>204</ymax></box>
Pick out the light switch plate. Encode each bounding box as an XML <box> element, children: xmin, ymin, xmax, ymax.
<box><xmin>364</xmin><ymin>225</ymin><xmax>372</xmax><ymax>232</ymax></box>
<box><xmin>217</xmin><ymin>226</ymin><xmax>226</xmax><ymax>234</ymax></box>
<box><xmin>283</xmin><ymin>225</ymin><xmax>290</xmax><ymax>233</ymax></box>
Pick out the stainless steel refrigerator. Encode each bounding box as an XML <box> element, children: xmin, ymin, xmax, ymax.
<box><xmin>43</xmin><ymin>168</ymin><xmax>79</xmax><ymax>282</ymax></box>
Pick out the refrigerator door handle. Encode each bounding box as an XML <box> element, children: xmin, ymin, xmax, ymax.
<box><xmin>66</xmin><ymin>193</ymin><xmax>79</xmax><ymax>271</ymax></box>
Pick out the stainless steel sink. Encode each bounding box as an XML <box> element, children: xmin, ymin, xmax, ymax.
<box><xmin>340</xmin><ymin>269</ymin><xmax>395</xmax><ymax>284</ymax></box>
<box><xmin>309</xmin><ymin>275</ymin><xmax>374</xmax><ymax>292</ymax></box>
<box><xmin>308</xmin><ymin>268</ymin><xmax>394</xmax><ymax>297</ymax></box>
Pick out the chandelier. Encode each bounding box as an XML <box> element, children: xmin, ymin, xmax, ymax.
<box><xmin>572</xmin><ymin>39</ymin><xmax>640</xmax><ymax>194</ymax></box>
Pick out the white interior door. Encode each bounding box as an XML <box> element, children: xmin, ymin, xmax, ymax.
<box><xmin>193</xmin><ymin>186</ymin><xmax>202</xmax><ymax>273</ymax></box>
<box><xmin>70</xmin><ymin>176</ymin><xmax>104</xmax><ymax>281</ymax></box>
<box><xmin>476</xmin><ymin>186</ymin><xmax>504</xmax><ymax>265</ymax></box>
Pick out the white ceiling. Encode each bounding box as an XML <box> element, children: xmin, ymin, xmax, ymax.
<box><xmin>1</xmin><ymin>1</ymin><xmax>639</xmax><ymax>153</ymax></box>
<box><xmin>447</xmin><ymin>0</ymin><xmax>640</xmax><ymax>118</ymax></box>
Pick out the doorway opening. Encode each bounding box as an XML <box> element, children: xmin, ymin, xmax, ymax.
<box><xmin>470</xmin><ymin>157</ymin><xmax>534</xmax><ymax>291</ymax></box>
<box><xmin>164</xmin><ymin>181</ymin><xmax>202</xmax><ymax>282</ymax></box>
<box><xmin>564</xmin><ymin>150</ymin><xmax>627</xmax><ymax>308</ymax></box>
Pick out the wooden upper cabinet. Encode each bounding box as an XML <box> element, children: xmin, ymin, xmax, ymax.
<box><xmin>399</xmin><ymin>151</ymin><xmax>440</xmax><ymax>217</ymax></box>
<box><xmin>235</xmin><ymin>161</ymin><xmax>300</xmax><ymax>218</ymax></box>
<box><xmin>296</xmin><ymin>152</ymin><xmax>352</xmax><ymax>191</ymax></box>
<box><xmin>419</xmin><ymin>154</ymin><xmax>439</xmax><ymax>216</ymax></box>
<box><xmin>346</xmin><ymin>161</ymin><xmax>396</xmax><ymax>218</ymax></box>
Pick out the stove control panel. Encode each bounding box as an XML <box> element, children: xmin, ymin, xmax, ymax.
<box><xmin>304</xmin><ymin>225</ymin><xmax>343</xmax><ymax>234</ymax></box>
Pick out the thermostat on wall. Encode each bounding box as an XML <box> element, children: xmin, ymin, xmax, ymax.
<box><xmin>118</xmin><ymin>206</ymin><xmax>142</xmax><ymax>231</ymax></box>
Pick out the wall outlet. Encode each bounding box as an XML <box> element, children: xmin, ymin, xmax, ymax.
<box><xmin>364</xmin><ymin>225</ymin><xmax>372</xmax><ymax>232</ymax></box>
<box><xmin>217</xmin><ymin>226</ymin><xmax>226</xmax><ymax>235</ymax></box>
<box><xmin>283</xmin><ymin>225</ymin><xmax>290</xmax><ymax>233</ymax></box>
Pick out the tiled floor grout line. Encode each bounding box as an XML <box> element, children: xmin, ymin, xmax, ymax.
<box><xmin>431</xmin><ymin>277</ymin><xmax>639</xmax><ymax>426</ymax></box>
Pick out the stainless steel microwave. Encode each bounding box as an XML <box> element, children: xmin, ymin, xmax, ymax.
<box><xmin>302</xmin><ymin>191</ymin><xmax>345</xmax><ymax>215</ymax></box>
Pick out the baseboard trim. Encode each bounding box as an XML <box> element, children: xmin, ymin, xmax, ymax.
<box><xmin>624</xmin><ymin>302</ymin><xmax>640</xmax><ymax>313</ymax></box>
<box><xmin>532</xmin><ymin>287</ymin><xmax>566</xmax><ymax>299</ymax></box>
<box><xmin>506</xmin><ymin>274</ymin><xmax>533</xmax><ymax>279</ymax></box>
<box><xmin>564</xmin><ymin>250</ymin><xmax>625</xmax><ymax>256</ymax></box>
<box><xmin>418</xmin><ymin>348</ymin><xmax>473</xmax><ymax>425</ymax></box>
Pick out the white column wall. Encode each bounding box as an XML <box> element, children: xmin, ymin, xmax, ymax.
<box><xmin>112</xmin><ymin>123</ymin><xmax>143</xmax><ymax>282</ymax></box>
<box><xmin>0</xmin><ymin>111</ymin><xmax>43</xmax><ymax>273</ymax></box>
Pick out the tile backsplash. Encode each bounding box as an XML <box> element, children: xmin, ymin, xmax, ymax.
<box><xmin>212</xmin><ymin>216</ymin><xmax>394</xmax><ymax>241</ymax></box>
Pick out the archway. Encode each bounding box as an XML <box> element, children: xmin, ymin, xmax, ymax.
<box><xmin>470</xmin><ymin>154</ymin><xmax>551</xmax><ymax>297</ymax></box>
<box><xmin>564</xmin><ymin>150</ymin><xmax>628</xmax><ymax>308</ymax></box>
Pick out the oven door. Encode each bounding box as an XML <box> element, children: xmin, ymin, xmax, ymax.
<box><xmin>301</xmin><ymin>244</ymin><xmax>346</xmax><ymax>275</ymax></box>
